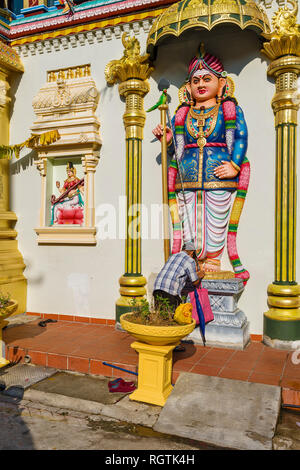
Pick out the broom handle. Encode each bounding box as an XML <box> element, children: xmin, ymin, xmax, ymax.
<box><xmin>166</xmin><ymin>108</ymin><xmax>195</xmax><ymax>253</ymax></box>
<box><xmin>102</xmin><ymin>362</ymin><xmax>138</xmax><ymax>376</ymax></box>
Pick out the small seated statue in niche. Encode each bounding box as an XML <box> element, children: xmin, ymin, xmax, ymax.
<box><xmin>51</xmin><ymin>162</ymin><xmax>84</xmax><ymax>225</ymax></box>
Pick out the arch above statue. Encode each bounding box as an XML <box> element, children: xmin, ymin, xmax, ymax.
<box><xmin>146</xmin><ymin>0</ymin><xmax>271</xmax><ymax>59</ymax></box>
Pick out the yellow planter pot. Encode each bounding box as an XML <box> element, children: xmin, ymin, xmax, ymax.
<box><xmin>0</xmin><ymin>300</ymin><xmax>18</xmax><ymax>323</ymax></box>
<box><xmin>120</xmin><ymin>313</ymin><xmax>196</xmax><ymax>406</ymax></box>
<box><xmin>120</xmin><ymin>313</ymin><xmax>196</xmax><ymax>346</ymax></box>
<box><xmin>0</xmin><ymin>299</ymin><xmax>18</xmax><ymax>368</ymax></box>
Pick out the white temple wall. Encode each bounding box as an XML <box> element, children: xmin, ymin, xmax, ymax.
<box><xmin>9</xmin><ymin>25</ymin><xmax>300</xmax><ymax>334</ymax></box>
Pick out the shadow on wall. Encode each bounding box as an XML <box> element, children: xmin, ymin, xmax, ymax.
<box><xmin>10</xmin><ymin>149</ymin><xmax>37</xmax><ymax>175</ymax></box>
<box><xmin>22</xmin><ymin>257</ymin><xmax>45</xmax><ymax>286</ymax></box>
<box><xmin>8</xmin><ymin>72</ymin><xmax>23</xmax><ymax>122</ymax></box>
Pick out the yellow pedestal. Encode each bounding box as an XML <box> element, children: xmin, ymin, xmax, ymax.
<box><xmin>0</xmin><ymin>300</ymin><xmax>18</xmax><ymax>367</ymax></box>
<box><xmin>129</xmin><ymin>340</ymin><xmax>179</xmax><ymax>407</ymax></box>
<box><xmin>0</xmin><ymin>321</ymin><xmax>9</xmax><ymax>368</ymax></box>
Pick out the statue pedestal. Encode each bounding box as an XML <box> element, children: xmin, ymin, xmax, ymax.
<box><xmin>188</xmin><ymin>279</ymin><xmax>250</xmax><ymax>350</ymax></box>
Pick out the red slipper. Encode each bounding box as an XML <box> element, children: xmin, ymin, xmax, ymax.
<box><xmin>108</xmin><ymin>378</ymin><xmax>123</xmax><ymax>388</ymax></box>
<box><xmin>108</xmin><ymin>378</ymin><xmax>134</xmax><ymax>389</ymax></box>
<box><xmin>109</xmin><ymin>381</ymin><xmax>136</xmax><ymax>393</ymax></box>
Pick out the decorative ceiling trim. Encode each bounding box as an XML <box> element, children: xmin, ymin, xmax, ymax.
<box><xmin>8</xmin><ymin>0</ymin><xmax>173</xmax><ymax>40</ymax></box>
<box><xmin>11</xmin><ymin>11</ymin><xmax>161</xmax><ymax>54</ymax></box>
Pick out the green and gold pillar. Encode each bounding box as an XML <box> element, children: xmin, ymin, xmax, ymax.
<box><xmin>0</xmin><ymin>42</ymin><xmax>27</xmax><ymax>314</ymax></box>
<box><xmin>105</xmin><ymin>33</ymin><xmax>153</xmax><ymax>322</ymax></box>
<box><xmin>262</xmin><ymin>1</ymin><xmax>300</xmax><ymax>348</ymax></box>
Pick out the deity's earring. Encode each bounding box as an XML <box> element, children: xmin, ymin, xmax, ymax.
<box><xmin>185</xmin><ymin>87</ymin><xmax>193</xmax><ymax>106</ymax></box>
<box><xmin>217</xmin><ymin>95</ymin><xmax>222</xmax><ymax>104</ymax></box>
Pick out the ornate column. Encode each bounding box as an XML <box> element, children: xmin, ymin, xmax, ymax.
<box><xmin>34</xmin><ymin>154</ymin><xmax>47</xmax><ymax>228</ymax></box>
<box><xmin>105</xmin><ymin>33</ymin><xmax>153</xmax><ymax>322</ymax></box>
<box><xmin>81</xmin><ymin>153</ymin><xmax>100</xmax><ymax>228</ymax></box>
<box><xmin>0</xmin><ymin>42</ymin><xmax>27</xmax><ymax>314</ymax></box>
<box><xmin>262</xmin><ymin>1</ymin><xmax>300</xmax><ymax>348</ymax></box>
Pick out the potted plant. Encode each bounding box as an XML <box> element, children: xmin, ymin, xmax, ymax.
<box><xmin>120</xmin><ymin>296</ymin><xmax>195</xmax><ymax>406</ymax></box>
<box><xmin>120</xmin><ymin>296</ymin><xmax>196</xmax><ymax>345</ymax></box>
<box><xmin>0</xmin><ymin>292</ymin><xmax>18</xmax><ymax>368</ymax></box>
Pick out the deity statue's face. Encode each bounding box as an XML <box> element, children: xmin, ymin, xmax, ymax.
<box><xmin>67</xmin><ymin>169</ymin><xmax>74</xmax><ymax>178</ymax></box>
<box><xmin>187</xmin><ymin>72</ymin><xmax>226</xmax><ymax>104</ymax></box>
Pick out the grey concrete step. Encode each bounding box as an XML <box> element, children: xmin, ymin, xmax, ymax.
<box><xmin>154</xmin><ymin>372</ymin><xmax>281</xmax><ymax>450</ymax></box>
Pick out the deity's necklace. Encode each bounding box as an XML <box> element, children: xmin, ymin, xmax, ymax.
<box><xmin>187</xmin><ymin>104</ymin><xmax>220</xmax><ymax>154</ymax></box>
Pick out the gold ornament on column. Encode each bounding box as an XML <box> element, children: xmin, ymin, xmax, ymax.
<box><xmin>261</xmin><ymin>0</ymin><xmax>300</xmax><ymax>348</ymax></box>
<box><xmin>105</xmin><ymin>33</ymin><xmax>154</xmax><ymax>322</ymax></box>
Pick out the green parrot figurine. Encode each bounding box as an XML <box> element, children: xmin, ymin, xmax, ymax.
<box><xmin>146</xmin><ymin>89</ymin><xmax>168</xmax><ymax>112</ymax></box>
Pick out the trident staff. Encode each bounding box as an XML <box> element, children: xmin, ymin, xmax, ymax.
<box><xmin>148</xmin><ymin>84</ymin><xmax>196</xmax><ymax>263</ymax></box>
<box><xmin>147</xmin><ymin>89</ymin><xmax>170</xmax><ymax>262</ymax></box>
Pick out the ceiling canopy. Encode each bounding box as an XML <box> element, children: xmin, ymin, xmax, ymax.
<box><xmin>146</xmin><ymin>0</ymin><xmax>271</xmax><ymax>58</ymax></box>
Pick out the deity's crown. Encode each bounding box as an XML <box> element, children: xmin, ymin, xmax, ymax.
<box><xmin>66</xmin><ymin>161</ymin><xmax>76</xmax><ymax>176</ymax></box>
<box><xmin>188</xmin><ymin>43</ymin><xmax>227</xmax><ymax>81</ymax></box>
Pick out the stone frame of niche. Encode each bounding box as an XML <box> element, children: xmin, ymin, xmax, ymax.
<box><xmin>32</xmin><ymin>64</ymin><xmax>101</xmax><ymax>245</ymax></box>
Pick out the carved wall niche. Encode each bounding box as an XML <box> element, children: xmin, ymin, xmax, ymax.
<box><xmin>32</xmin><ymin>64</ymin><xmax>101</xmax><ymax>244</ymax></box>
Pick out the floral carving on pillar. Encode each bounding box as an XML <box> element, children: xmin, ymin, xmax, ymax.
<box><xmin>261</xmin><ymin>0</ymin><xmax>300</xmax><ymax>59</ymax></box>
<box><xmin>0</xmin><ymin>78</ymin><xmax>10</xmax><ymax>110</ymax></box>
<box><xmin>105</xmin><ymin>32</ymin><xmax>153</xmax><ymax>85</ymax></box>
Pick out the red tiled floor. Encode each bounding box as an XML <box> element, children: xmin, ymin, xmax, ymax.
<box><xmin>172</xmin><ymin>361</ymin><xmax>194</xmax><ymax>374</ymax></box>
<box><xmin>254</xmin><ymin>348</ymin><xmax>288</xmax><ymax>373</ymax></box>
<box><xmin>282</xmin><ymin>387</ymin><xmax>300</xmax><ymax>407</ymax></box>
<box><xmin>281</xmin><ymin>378</ymin><xmax>300</xmax><ymax>390</ymax></box>
<box><xmin>219</xmin><ymin>366</ymin><xmax>251</xmax><ymax>381</ymax></box>
<box><xmin>3</xmin><ymin>319</ymin><xmax>299</xmax><ymax>403</ymax></box>
<box><xmin>27</xmin><ymin>351</ymin><xmax>48</xmax><ymax>367</ymax></box>
<box><xmin>173</xmin><ymin>344</ymin><xmax>210</xmax><ymax>365</ymax></box>
<box><xmin>283</xmin><ymin>353</ymin><xmax>300</xmax><ymax>380</ymax></box>
<box><xmin>197</xmin><ymin>347</ymin><xmax>235</xmax><ymax>366</ymax></box>
<box><xmin>90</xmin><ymin>359</ymin><xmax>113</xmax><ymax>377</ymax></box>
<box><xmin>68</xmin><ymin>356</ymin><xmax>90</xmax><ymax>374</ymax></box>
<box><xmin>248</xmin><ymin>372</ymin><xmax>282</xmax><ymax>386</ymax></box>
<box><xmin>47</xmin><ymin>353</ymin><xmax>68</xmax><ymax>370</ymax></box>
<box><xmin>190</xmin><ymin>363</ymin><xmax>222</xmax><ymax>377</ymax></box>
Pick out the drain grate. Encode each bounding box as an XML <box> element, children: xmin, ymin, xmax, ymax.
<box><xmin>0</xmin><ymin>364</ymin><xmax>57</xmax><ymax>397</ymax></box>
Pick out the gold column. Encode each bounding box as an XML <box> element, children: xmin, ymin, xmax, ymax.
<box><xmin>0</xmin><ymin>41</ymin><xmax>27</xmax><ymax>313</ymax></box>
<box><xmin>105</xmin><ymin>33</ymin><xmax>153</xmax><ymax>322</ymax></box>
<box><xmin>261</xmin><ymin>1</ymin><xmax>300</xmax><ymax>347</ymax></box>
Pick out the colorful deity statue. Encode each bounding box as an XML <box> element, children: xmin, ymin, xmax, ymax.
<box><xmin>153</xmin><ymin>45</ymin><xmax>250</xmax><ymax>282</ymax></box>
<box><xmin>51</xmin><ymin>162</ymin><xmax>84</xmax><ymax>226</ymax></box>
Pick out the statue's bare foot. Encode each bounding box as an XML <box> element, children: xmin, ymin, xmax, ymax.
<box><xmin>203</xmin><ymin>261</ymin><xmax>220</xmax><ymax>273</ymax></box>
